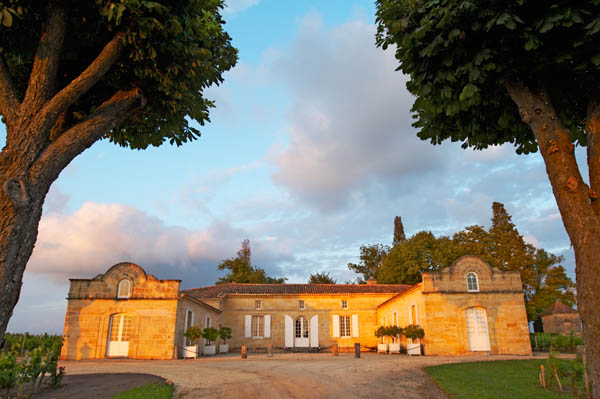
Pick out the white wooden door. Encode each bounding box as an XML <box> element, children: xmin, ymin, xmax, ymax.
<box><xmin>106</xmin><ymin>314</ymin><xmax>131</xmax><ymax>357</ymax></box>
<box><xmin>295</xmin><ymin>316</ymin><xmax>309</xmax><ymax>347</ymax></box>
<box><xmin>466</xmin><ymin>307</ymin><xmax>490</xmax><ymax>351</ymax></box>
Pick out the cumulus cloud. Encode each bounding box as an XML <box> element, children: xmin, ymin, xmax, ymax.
<box><xmin>268</xmin><ymin>14</ymin><xmax>444</xmax><ymax>211</ymax></box>
<box><xmin>27</xmin><ymin>202</ymin><xmax>292</xmax><ymax>287</ymax></box>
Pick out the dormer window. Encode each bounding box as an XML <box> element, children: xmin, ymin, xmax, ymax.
<box><xmin>117</xmin><ymin>279</ymin><xmax>131</xmax><ymax>298</ymax></box>
<box><xmin>467</xmin><ymin>272</ymin><xmax>479</xmax><ymax>292</ymax></box>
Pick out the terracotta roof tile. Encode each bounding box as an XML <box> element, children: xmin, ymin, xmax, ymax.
<box><xmin>541</xmin><ymin>302</ymin><xmax>578</xmax><ymax>316</ymax></box>
<box><xmin>181</xmin><ymin>283</ymin><xmax>412</xmax><ymax>298</ymax></box>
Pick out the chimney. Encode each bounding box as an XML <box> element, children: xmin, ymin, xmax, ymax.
<box><xmin>366</xmin><ymin>279</ymin><xmax>377</xmax><ymax>285</ymax></box>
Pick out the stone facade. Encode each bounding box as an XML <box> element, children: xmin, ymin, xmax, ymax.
<box><xmin>541</xmin><ymin>302</ymin><xmax>582</xmax><ymax>336</ymax></box>
<box><xmin>61</xmin><ymin>257</ymin><xmax>532</xmax><ymax>359</ymax></box>
<box><xmin>377</xmin><ymin>256</ymin><xmax>531</xmax><ymax>356</ymax></box>
<box><xmin>218</xmin><ymin>293</ymin><xmax>399</xmax><ymax>351</ymax></box>
<box><xmin>60</xmin><ymin>262</ymin><xmax>221</xmax><ymax>360</ymax></box>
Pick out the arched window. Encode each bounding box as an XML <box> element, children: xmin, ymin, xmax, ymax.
<box><xmin>467</xmin><ymin>272</ymin><xmax>479</xmax><ymax>292</ymax></box>
<box><xmin>117</xmin><ymin>279</ymin><xmax>131</xmax><ymax>298</ymax></box>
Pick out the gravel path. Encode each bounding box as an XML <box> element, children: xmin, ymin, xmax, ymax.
<box><xmin>60</xmin><ymin>353</ymin><xmax>534</xmax><ymax>399</ymax></box>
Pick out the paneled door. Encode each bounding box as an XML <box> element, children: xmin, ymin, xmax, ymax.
<box><xmin>106</xmin><ymin>314</ymin><xmax>132</xmax><ymax>357</ymax></box>
<box><xmin>295</xmin><ymin>316</ymin><xmax>309</xmax><ymax>347</ymax></box>
<box><xmin>466</xmin><ymin>307</ymin><xmax>490</xmax><ymax>351</ymax></box>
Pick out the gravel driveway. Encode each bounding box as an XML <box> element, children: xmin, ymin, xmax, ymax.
<box><xmin>60</xmin><ymin>353</ymin><xmax>533</xmax><ymax>398</ymax></box>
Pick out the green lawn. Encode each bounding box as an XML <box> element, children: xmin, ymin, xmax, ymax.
<box><xmin>426</xmin><ymin>359</ymin><xmax>582</xmax><ymax>399</ymax></box>
<box><xmin>111</xmin><ymin>382</ymin><xmax>174</xmax><ymax>399</ymax></box>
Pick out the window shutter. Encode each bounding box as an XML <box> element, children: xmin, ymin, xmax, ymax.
<box><xmin>332</xmin><ymin>314</ymin><xmax>340</xmax><ymax>338</ymax></box>
<box><xmin>245</xmin><ymin>315</ymin><xmax>252</xmax><ymax>338</ymax></box>
<box><xmin>284</xmin><ymin>314</ymin><xmax>294</xmax><ymax>347</ymax></box>
<box><xmin>264</xmin><ymin>315</ymin><xmax>271</xmax><ymax>338</ymax></box>
<box><xmin>352</xmin><ymin>314</ymin><xmax>359</xmax><ymax>337</ymax></box>
<box><xmin>310</xmin><ymin>315</ymin><xmax>319</xmax><ymax>347</ymax></box>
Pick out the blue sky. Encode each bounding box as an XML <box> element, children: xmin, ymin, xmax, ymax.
<box><xmin>3</xmin><ymin>0</ymin><xmax>584</xmax><ymax>334</ymax></box>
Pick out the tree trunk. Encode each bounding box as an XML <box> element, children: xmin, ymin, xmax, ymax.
<box><xmin>505</xmin><ymin>79</ymin><xmax>600</xmax><ymax>398</ymax></box>
<box><xmin>0</xmin><ymin>150</ymin><xmax>50</xmax><ymax>346</ymax></box>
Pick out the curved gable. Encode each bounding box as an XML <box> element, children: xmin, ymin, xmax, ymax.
<box><xmin>450</xmin><ymin>256</ymin><xmax>496</xmax><ymax>279</ymax></box>
<box><xmin>68</xmin><ymin>262</ymin><xmax>180</xmax><ymax>300</ymax></box>
<box><xmin>422</xmin><ymin>255</ymin><xmax>523</xmax><ymax>294</ymax></box>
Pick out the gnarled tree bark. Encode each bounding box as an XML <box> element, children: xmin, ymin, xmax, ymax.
<box><xmin>505</xmin><ymin>79</ymin><xmax>600</xmax><ymax>398</ymax></box>
<box><xmin>0</xmin><ymin>5</ymin><xmax>144</xmax><ymax>345</ymax></box>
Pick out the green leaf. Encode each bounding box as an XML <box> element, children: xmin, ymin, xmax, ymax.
<box><xmin>469</xmin><ymin>67</ymin><xmax>480</xmax><ymax>81</ymax></box>
<box><xmin>459</xmin><ymin>83</ymin><xmax>479</xmax><ymax>101</ymax></box>
<box><xmin>2</xmin><ymin>8</ymin><xmax>13</xmax><ymax>27</ymax></box>
<box><xmin>539</xmin><ymin>20</ymin><xmax>553</xmax><ymax>33</ymax></box>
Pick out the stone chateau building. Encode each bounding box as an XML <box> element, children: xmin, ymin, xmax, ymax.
<box><xmin>60</xmin><ymin>256</ymin><xmax>532</xmax><ymax>360</ymax></box>
<box><xmin>541</xmin><ymin>302</ymin><xmax>583</xmax><ymax>337</ymax></box>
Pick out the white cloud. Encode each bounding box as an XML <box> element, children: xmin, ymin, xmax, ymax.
<box><xmin>27</xmin><ymin>202</ymin><xmax>291</xmax><ymax>286</ymax></box>
<box><xmin>268</xmin><ymin>15</ymin><xmax>444</xmax><ymax>211</ymax></box>
<box><xmin>223</xmin><ymin>0</ymin><xmax>261</xmax><ymax>15</ymax></box>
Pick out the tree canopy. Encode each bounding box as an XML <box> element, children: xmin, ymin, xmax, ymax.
<box><xmin>375</xmin><ymin>0</ymin><xmax>599</xmax><ymax>154</ymax></box>
<box><xmin>308</xmin><ymin>272</ymin><xmax>337</xmax><ymax>284</ymax></box>
<box><xmin>347</xmin><ymin>243</ymin><xmax>390</xmax><ymax>283</ymax></box>
<box><xmin>1</xmin><ymin>0</ymin><xmax>237</xmax><ymax>148</ymax></box>
<box><xmin>393</xmin><ymin>216</ymin><xmax>406</xmax><ymax>246</ymax></box>
<box><xmin>216</xmin><ymin>240</ymin><xmax>287</xmax><ymax>284</ymax></box>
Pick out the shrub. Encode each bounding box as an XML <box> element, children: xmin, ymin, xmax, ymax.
<box><xmin>202</xmin><ymin>327</ymin><xmax>219</xmax><ymax>346</ymax></box>
<box><xmin>530</xmin><ymin>332</ymin><xmax>583</xmax><ymax>351</ymax></box>
<box><xmin>0</xmin><ymin>336</ymin><xmax>64</xmax><ymax>397</ymax></box>
<box><xmin>218</xmin><ymin>327</ymin><xmax>232</xmax><ymax>344</ymax></box>
<box><xmin>183</xmin><ymin>326</ymin><xmax>203</xmax><ymax>345</ymax></box>
<box><xmin>374</xmin><ymin>326</ymin><xmax>387</xmax><ymax>339</ymax></box>
<box><xmin>403</xmin><ymin>325</ymin><xmax>425</xmax><ymax>340</ymax></box>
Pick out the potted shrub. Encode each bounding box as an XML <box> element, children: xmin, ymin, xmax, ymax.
<box><xmin>375</xmin><ymin>326</ymin><xmax>388</xmax><ymax>353</ymax></box>
<box><xmin>218</xmin><ymin>326</ymin><xmax>232</xmax><ymax>353</ymax></box>
<box><xmin>404</xmin><ymin>324</ymin><xmax>425</xmax><ymax>356</ymax></box>
<box><xmin>202</xmin><ymin>327</ymin><xmax>219</xmax><ymax>356</ymax></box>
<box><xmin>183</xmin><ymin>326</ymin><xmax>203</xmax><ymax>358</ymax></box>
<box><xmin>388</xmin><ymin>326</ymin><xmax>402</xmax><ymax>354</ymax></box>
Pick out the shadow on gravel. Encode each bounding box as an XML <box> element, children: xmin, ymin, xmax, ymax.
<box><xmin>33</xmin><ymin>373</ymin><xmax>165</xmax><ymax>399</ymax></box>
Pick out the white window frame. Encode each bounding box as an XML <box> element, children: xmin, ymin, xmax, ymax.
<box><xmin>117</xmin><ymin>279</ymin><xmax>131</xmax><ymax>299</ymax></box>
<box><xmin>339</xmin><ymin>315</ymin><xmax>351</xmax><ymax>337</ymax></box>
<box><xmin>341</xmin><ymin>300</ymin><xmax>348</xmax><ymax>310</ymax></box>
<box><xmin>255</xmin><ymin>299</ymin><xmax>263</xmax><ymax>310</ymax></box>
<box><xmin>467</xmin><ymin>272</ymin><xmax>479</xmax><ymax>292</ymax></box>
<box><xmin>299</xmin><ymin>300</ymin><xmax>305</xmax><ymax>310</ymax></box>
<box><xmin>251</xmin><ymin>315</ymin><xmax>264</xmax><ymax>338</ymax></box>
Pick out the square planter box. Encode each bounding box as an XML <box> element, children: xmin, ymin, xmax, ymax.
<box><xmin>407</xmin><ymin>339</ymin><xmax>421</xmax><ymax>356</ymax></box>
<box><xmin>219</xmin><ymin>344</ymin><xmax>229</xmax><ymax>353</ymax></box>
<box><xmin>184</xmin><ymin>345</ymin><xmax>198</xmax><ymax>358</ymax></box>
<box><xmin>203</xmin><ymin>345</ymin><xmax>216</xmax><ymax>356</ymax></box>
<box><xmin>377</xmin><ymin>343</ymin><xmax>388</xmax><ymax>353</ymax></box>
<box><xmin>388</xmin><ymin>343</ymin><xmax>401</xmax><ymax>354</ymax></box>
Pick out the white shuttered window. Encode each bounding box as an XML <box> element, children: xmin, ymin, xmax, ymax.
<box><xmin>352</xmin><ymin>314</ymin><xmax>359</xmax><ymax>337</ymax></box>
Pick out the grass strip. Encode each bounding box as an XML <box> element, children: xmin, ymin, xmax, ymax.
<box><xmin>111</xmin><ymin>382</ymin><xmax>174</xmax><ymax>399</ymax></box>
<box><xmin>426</xmin><ymin>359</ymin><xmax>575</xmax><ymax>399</ymax></box>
